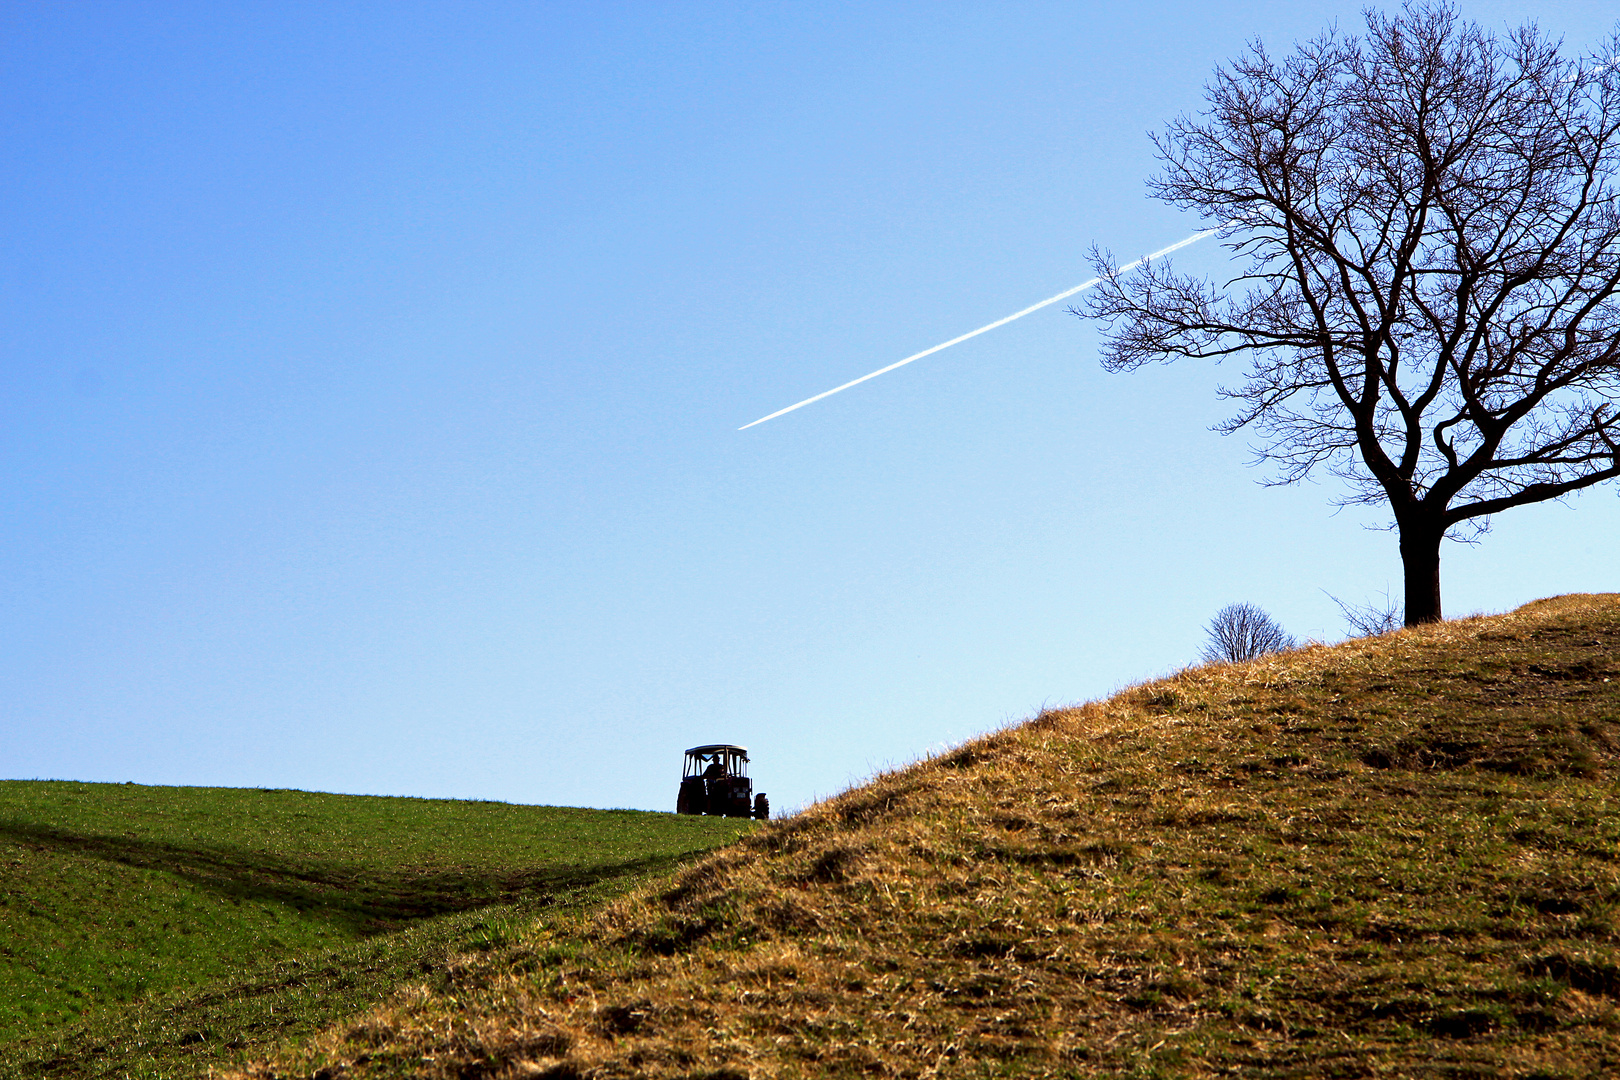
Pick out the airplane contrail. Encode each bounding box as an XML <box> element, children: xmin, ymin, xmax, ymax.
<box><xmin>739</xmin><ymin>227</ymin><xmax>1222</xmax><ymax>430</ymax></box>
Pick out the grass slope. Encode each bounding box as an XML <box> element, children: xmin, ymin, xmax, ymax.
<box><xmin>242</xmin><ymin>595</ymin><xmax>1620</xmax><ymax>1079</ymax></box>
<box><xmin>0</xmin><ymin>783</ymin><xmax>753</xmax><ymax>1078</ymax></box>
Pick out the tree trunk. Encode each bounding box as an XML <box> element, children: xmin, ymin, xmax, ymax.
<box><xmin>1400</xmin><ymin>520</ymin><xmax>1443</xmax><ymax>626</ymax></box>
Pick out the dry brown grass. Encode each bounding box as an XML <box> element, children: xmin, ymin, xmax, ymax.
<box><xmin>238</xmin><ymin>594</ymin><xmax>1620</xmax><ymax>1079</ymax></box>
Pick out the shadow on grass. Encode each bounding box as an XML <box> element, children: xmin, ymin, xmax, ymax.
<box><xmin>0</xmin><ymin>820</ymin><xmax>690</xmax><ymax>935</ymax></box>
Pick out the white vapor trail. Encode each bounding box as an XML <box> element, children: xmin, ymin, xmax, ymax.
<box><xmin>738</xmin><ymin>228</ymin><xmax>1221</xmax><ymax>430</ymax></box>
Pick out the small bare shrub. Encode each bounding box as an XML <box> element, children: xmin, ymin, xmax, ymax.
<box><xmin>1201</xmin><ymin>603</ymin><xmax>1296</xmax><ymax>663</ymax></box>
<box><xmin>1328</xmin><ymin>589</ymin><xmax>1403</xmax><ymax>637</ymax></box>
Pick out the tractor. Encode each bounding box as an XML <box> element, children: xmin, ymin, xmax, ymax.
<box><xmin>676</xmin><ymin>744</ymin><xmax>768</xmax><ymax>819</ymax></box>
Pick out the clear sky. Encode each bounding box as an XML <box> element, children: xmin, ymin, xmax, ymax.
<box><xmin>4</xmin><ymin>1</ymin><xmax>1616</xmax><ymax>813</ymax></box>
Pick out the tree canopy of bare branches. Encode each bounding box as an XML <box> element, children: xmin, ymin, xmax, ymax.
<box><xmin>1202</xmin><ymin>603</ymin><xmax>1298</xmax><ymax>663</ymax></box>
<box><xmin>1083</xmin><ymin>2</ymin><xmax>1620</xmax><ymax>624</ymax></box>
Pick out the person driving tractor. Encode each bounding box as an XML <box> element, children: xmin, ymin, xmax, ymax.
<box><xmin>677</xmin><ymin>744</ymin><xmax>767</xmax><ymax>820</ymax></box>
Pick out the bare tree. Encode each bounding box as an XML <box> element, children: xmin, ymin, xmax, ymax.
<box><xmin>1082</xmin><ymin>2</ymin><xmax>1620</xmax><ymax>625</ymax></box>
<box><xmin>1326</xmin><ymin>588</ymin><xmax>1405</xmax><ymax>636</ymax></box>
<box><xmin>1202</xmin><ymin>603</ymin><xmax>1297</xmax><ymax>663</ymax></box>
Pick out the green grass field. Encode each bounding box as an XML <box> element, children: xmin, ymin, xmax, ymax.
<box><xmin>0</xmin><ymin>781</ymin><xmax>753</xmax><ymax>1078</ymax></box>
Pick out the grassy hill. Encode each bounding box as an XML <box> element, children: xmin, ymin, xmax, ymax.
<box><xmin>238</xmin><ymin>594</ymin><xmax>1620</xmax><ymax>1079</ymax></box>
<box><xmin>0</xmin><ymin>783</ymin><xmax>754</xmax><ymax>1078</ymax></box>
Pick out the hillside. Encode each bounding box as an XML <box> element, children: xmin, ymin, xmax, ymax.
<box><xmin>239</xmin><ymin>594</ymin><xmax>1620</xmax><ymax>1079</ymax></box>
<box><xmin>0</xmin><ymin>784</ymin><xmax>753</xmax><ymax>1078</ymax></box>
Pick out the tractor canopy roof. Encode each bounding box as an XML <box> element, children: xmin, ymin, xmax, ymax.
<box><xmin>685</xmin><ymin>744</ymin><xmax>748</xmax><ymax>757</ymax></box>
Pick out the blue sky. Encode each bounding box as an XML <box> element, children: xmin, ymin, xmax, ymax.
<box><xmin>4</xmin><ymin>1</ymin><xmax>1616</xmax><ymax>813</ymax></box>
